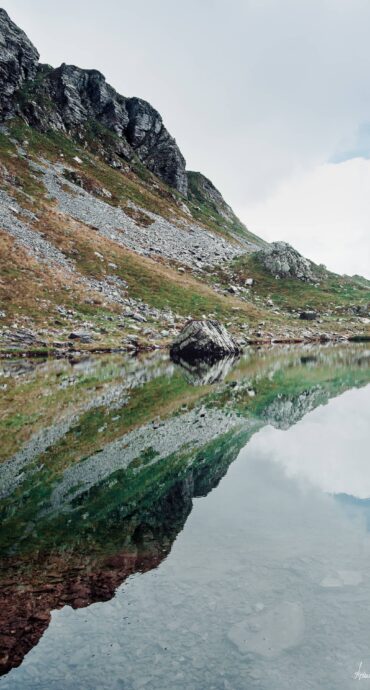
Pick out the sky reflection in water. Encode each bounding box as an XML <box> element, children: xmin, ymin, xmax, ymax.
<box><xmin>1</xmin><ymin>350</ymin><xmax>370</xmax><ymax>690</ymax></box>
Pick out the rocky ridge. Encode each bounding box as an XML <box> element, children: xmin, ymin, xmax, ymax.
<box><xmin>188</xmin><ymin>171</ymin><xmax>238</xmax><ymax>223</ymax></box>
<box><xmin>0</xmin><ymin>9</ymin><xmax>189</xmax><ymax>194</ymax></box>
<box><xmin>0</xmin><ymin>10</ymin><xmax>369</xmax><ymax>351</ymax></box>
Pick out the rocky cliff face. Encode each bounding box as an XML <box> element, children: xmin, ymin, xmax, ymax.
<box><xmin>0</xmin><ymin>8</ymin><xmax>39</xmax><ymax>116</ymax></box>
<box><xmin>0</xmin><ymin>10</ymin><xmax>188</xmax><ymax>195</ymax></box>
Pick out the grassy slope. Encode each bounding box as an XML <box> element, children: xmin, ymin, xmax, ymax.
<box><xmin>206</xmin><ymin>253</ymin><xmax>370</xmax><ymax>336</ymax></box>
<box><xmin>0</xmin><ymin>121</ymin><xmax>369</xmax><ymax>347</ymax></box>
<box><xmin>232</xmin><ymin>254</ymin><xmax>370</xmax><ymax>311</ymax></box>
<box><xmin>0</xmin><ymin>123</ymin><xmax>268</xmax><ymax>340</ymax></box>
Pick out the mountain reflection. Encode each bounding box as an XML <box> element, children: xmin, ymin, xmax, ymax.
<box><xmin>0</xmin><ymin>345</ymin><xmax>369</xmax><ymax>675</ymax></box>
<box><xmin>173</xmin><ymin>355</ymin><xmax>238</xmax><ymax>385</ymax></box>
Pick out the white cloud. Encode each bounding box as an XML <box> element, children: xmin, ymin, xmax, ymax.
<box><xmin>240</xmin><ymin>158</ymin><xmax>370</xmax><ymax>277</ymax></box>
<box><xmin>246</xmin><ymin>385</ymin><xmax>370</xmax><ymax>499</ymax></box>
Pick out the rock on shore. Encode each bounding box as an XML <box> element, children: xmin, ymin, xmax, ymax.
<box><xmin>170</xmin><ymin>320</ymin><xmax>242</xmax><ymax>362</ymax></box>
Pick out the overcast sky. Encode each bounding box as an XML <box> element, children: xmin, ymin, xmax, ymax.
<box><xmin>3</xmin><ymin>0</ymin><xmax>370</xmax><ymax>276</ymax></box>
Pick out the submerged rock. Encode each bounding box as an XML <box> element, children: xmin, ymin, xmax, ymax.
<box><xmin>227</xmin><ymin>601</ymin><xmax>305</xmax><ymax>657</ymax></box>
<box><xmin>255</xmin><ymin>241</ymin><xmax>316</xmax><ymax>282</ymax></box>
<box><xmin>170</xmin><ymin>320</ymin><xmax>242</xmax><ymax>362</ymax></box>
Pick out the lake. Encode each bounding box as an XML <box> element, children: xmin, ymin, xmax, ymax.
<box><xmin>0</xmin><ymin>344</ymin><xmax>369</xmax><ymax>689</ymax></box>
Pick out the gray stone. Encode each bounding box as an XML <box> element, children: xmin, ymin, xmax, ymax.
<box><xmin>170</xmin><ymin>320</ymin><xmax>242</xmax><ymax>362</ymax></box>
<box><xmin>174</xmin><ymin>355</ymin><xmax>238</xmax><ymax>385</ymax></box>
<box><xmin>68</xmin><ymin>332</ymin><xmax>93</xmax><ymax>343</ymax></box>
<box><xmin>300</xmin><ymin>311</ymin><xmax>318</xmax><ymax>321</ymax></box>
<box><xmin>255</xmin><ymin>241</ymin><xmax>316</xmax><ymax>282</ymax></box>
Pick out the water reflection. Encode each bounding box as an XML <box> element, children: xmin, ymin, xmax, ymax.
<box><xmin>0</xmin><ymin>344</ymin><xmax>369</xmax><ymax>687</ymax></box>
<box><xmin>172</xmin><ymin>355</ymin><xmax>238</xmax><ymax>385</ymax></box>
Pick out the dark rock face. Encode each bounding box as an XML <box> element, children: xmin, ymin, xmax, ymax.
<box><xmin>256</xmin><ymin>241</ymin><xmax>316</xmax><ymax>282</ymax></box>
<box><xmin>300</xmin><ymin>311</ymin><xmax>318</xmax><ymax>321</ymax></box>
<box><xmin>126</xmin><ymin>97</ymin><xmax>187</xmax><ymax>195</ymax></box>
<box><xmin>170</xmin><ymin>320</ymin><xmax>242</xmax><ymax>362</ymax></box>
<box><xmin>0</xmin><ymin>12</ymin><xmax>187</xmax><ymax>195</ymax></box>
<box><xmin>21</xmin><ymin>64</ymin><xmax>188</xmax><ymax>194</ymax></box>
<box><xmin>0</xmin><ymin>9</ymin><xmax>39</xmax><ymax>116</ymax></box>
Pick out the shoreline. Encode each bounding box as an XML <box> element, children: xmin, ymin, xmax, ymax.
<box><xmin>0</xmin><ymin>333</ymin><xmax>369</xmax><ymax>360</ymax></box>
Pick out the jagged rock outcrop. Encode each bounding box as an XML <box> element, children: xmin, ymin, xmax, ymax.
<box><xmin>126</xmin><ymin>97</ymin><xmax>187</xmax><ymax>196</ymax></box>
<box><xmin>187</xmin><ymin>171</ymin><xmax>236</xmax><ymax>222</ymax></box>
<box><xmin>255</xmin><ymin>241</ymin><xmax>316</xmax><ymax>282</ymax></box>
<box><xmin>0</xmin><ymin>9</ymin><xmax>39</xmax><ymax>116</ymax></box>
<box><xmin>0</xmin><ymin>11</ymin><xmax>187</xmax><ymax>195</ymax></box>
<box><xmin>22</xmin><ymin>65</ymin><xmax>188</xmax><ymax>194</ymax></box>
<box><xmin>170</xmin><ymin>320</ymin><xmax>242</xmax><ymax>362</ymax></box>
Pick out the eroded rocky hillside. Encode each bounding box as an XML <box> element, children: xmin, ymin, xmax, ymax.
<box><xmin>0</xmin><ymin>8</ymin><xmax>369</xmax><ymax>354</ymax></box>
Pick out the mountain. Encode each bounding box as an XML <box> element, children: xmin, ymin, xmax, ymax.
<box><xmin>0</xmin><ymin>8</ymin><xmax>369</xmax><ymax>354</ymax></box>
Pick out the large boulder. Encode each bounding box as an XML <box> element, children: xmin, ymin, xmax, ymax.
<box><xmin>299</xmin><ymin>311</ymin><xmax>317</xmax><ymax>321</ymax></box>
<box><xmin>256</xmin><ymin>241</ymin><xmax>316</xmax><ymax>282</ymax></box>
<box><xmin>170</xmin><ymin>320</ymin><xmax>242</xmax><ymax>362</ymax></box>
<box><xmin>0</xmin><ymin>8</ymin><xmax>39</xmax><ymax>116</ymax></box>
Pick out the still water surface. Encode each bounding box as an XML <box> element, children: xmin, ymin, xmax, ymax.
<box><xmin>0</xmin><ymin>345</ymin><xmax>369</xmax><ymax>689</ymax></box>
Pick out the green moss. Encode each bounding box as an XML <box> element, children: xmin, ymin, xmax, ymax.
<box><xmin>3</xmin><ymin>412</ymin><xmax>40</xmax><ymax>430</ymax></box>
